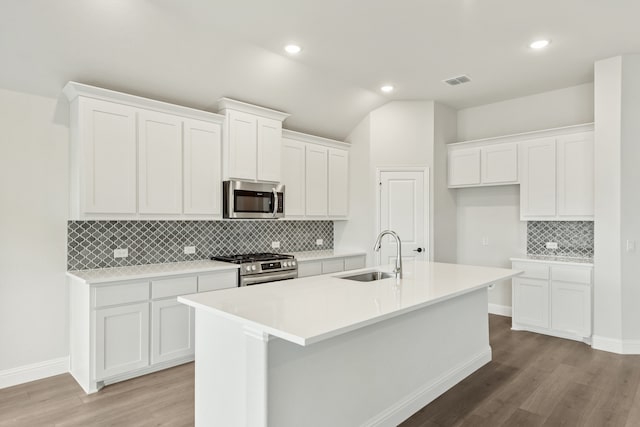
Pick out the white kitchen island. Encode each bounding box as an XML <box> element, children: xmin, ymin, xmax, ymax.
<box><xmin>178</xmin><ymin>262</ymin><xmax>521</xmax><ymax>427</ymax></box>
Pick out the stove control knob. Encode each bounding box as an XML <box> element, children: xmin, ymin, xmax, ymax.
<box><xmin>245</xmin><ymin>266</ymin><xmax>252</xmax><ymax>272</ymax></box>
<box><xmin>292</xmin><ymin>261</ymin><xmax>296</xmax><ymax>266</ymax></box>
<box><xmin>284</xmin><ymin>261</ymin><xmax>289</xmax><ymax>267</ymax></box>
<box><xmin>251</xmin><ymin>265</ymin><xmax>257</xmax><ymax>271</ymax></box>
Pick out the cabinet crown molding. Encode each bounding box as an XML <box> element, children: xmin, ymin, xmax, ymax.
<box><xmin>218</xmin><ymin>97</ymin><xmax>290</xmax><ymax>122</ymax></box>
<box><xmin>282</xmin><ymin>129</ymin><xmax>350</xmax><ymax>150</ymax></box>
<box><xmin>449</xmin><ymin>122</ymin><xmax>594</xmax><ymax>150</ymax></box>
<box><xmin>63</xmin><ymin>81</ymin><xmax>225</xmax><ymax>124</ymax></box>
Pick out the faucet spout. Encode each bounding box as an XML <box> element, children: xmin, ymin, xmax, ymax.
<box><xmin>373</xmin><ymin>230</ymin><xmax>403</xmax><ymax>279</ymax></box>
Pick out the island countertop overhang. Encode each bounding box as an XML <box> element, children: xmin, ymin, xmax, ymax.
<box><xmin>178</xmin><ymin>261</ymin><xmax>523</xmax><ymax>346</ymax></box>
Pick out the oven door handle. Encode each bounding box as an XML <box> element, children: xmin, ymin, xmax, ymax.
<box><xmin>272</xmin><ymin>189</ymin><xmax>278</xmax><ymax>218</ymax></box>
<box><xmin>241</xmin><ymin>270</ymin><xmax>297</xmax><ymax>286</ymax></box>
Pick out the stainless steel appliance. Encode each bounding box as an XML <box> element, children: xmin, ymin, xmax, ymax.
<box><xmin>223</xmin><ymin>180</ymin><xmax>285</xmax><ymax>219</ymax></box>
<box><xmin>212</xmin><ymin>253</ymin><xmax>298</xmax><ymax>286</ymax></box>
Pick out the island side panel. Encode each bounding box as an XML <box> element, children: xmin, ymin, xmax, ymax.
<box><xmin>194</xmin><ymin>311</ymin><xmax>249</xmax><ymax>427</ymax></box>
<box><xmin>267</xmin><ymin>288</ymin><xmax>490</xmax><ymax>427</ymax></box>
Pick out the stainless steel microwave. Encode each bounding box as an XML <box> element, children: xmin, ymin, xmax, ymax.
<box><xmin>223</xmin><ymin>180</ymin><xmax>285</xmax><ymax>219</ymax></box>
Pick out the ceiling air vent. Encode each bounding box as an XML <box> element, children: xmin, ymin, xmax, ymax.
<box><xmin>443</xmin><ymin>75</ymin><xmax>472</xmax><ymax>86</ymax></box>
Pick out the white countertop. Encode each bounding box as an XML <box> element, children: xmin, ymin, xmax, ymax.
<box><xmin>288</xmin><ymin>249</ymin><xmax>366</xmax><ymax>262</ymax></box>
<box><xmin>67</xmin><ymin>260</ymin><xmax>239</xmax><ymax>284</ymax></box>
<box><xmin>179</xmin><ymin>261</ymin><xmax>521</xmax><ymax>346</ymax></box>
<box><xmin>510</xmin><ymin>255</ymin><xmax>594</xmax><ymax>267</ymax></box>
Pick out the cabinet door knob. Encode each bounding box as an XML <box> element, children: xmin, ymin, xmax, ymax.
<box><xmin>413</xmin><ymin>247</ymin><xmax>423</xmax><ymax>253</ymax></box>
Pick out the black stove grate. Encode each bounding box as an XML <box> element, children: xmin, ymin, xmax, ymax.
<box><xmin>212</xmin><ymin>253</ymin><xmax>294</xmax><ymax>264</ymax></box>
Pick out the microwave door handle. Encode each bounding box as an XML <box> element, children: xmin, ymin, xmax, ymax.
<box><xmin>272</xmin><ymin>189</ymin><xmax>278</xmax><ymax>218</ymax></box>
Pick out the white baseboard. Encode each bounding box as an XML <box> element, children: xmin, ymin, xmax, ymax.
<box><xmin>592</xmin><ymin>335</ymin><xmax>640</xmax><ymax>354</ymax></box>
<box><xmin>0</xmin><ymin>356</ymin><xmax>69</xmax><ymax>390</ymax></box>
<box><xmin>488</xmin><ymin>303</ymin><xmax>512</xmax><ymax>317</ymax></box>
<box><xmin>364</xmin><ymin>347</ymin><xmax>492</xmax><ymax>427</ymax></box>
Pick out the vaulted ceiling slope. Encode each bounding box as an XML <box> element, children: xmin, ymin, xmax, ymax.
<box><xmin>1</xmin><ymin>1</ymin><xmax>639</xmax><ymax>140</ymax></box>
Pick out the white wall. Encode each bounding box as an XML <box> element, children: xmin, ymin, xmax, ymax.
<box><xmin>593</xmin><ymin>54</ymin><xmax>640</xmax><ymax>350</ymax></box>
<box><xmin>0</xmin><ymin>88</ymin><xmax>69</xmax><ymax>372</ymax></box>
<box><xmin>456</xmin><ymin>186</ymin><xmax>526</xmax><ymax>308</ymax></box>
<box><xmin>457</xmin><ymin>83</ymin><xmax>594</xmax><ymax>141</ymax></box>
<box><xmin>620</xmin><ymin>55</ymin><xmax>640</xmax><ymax>342</ymax></box>
<box><xmin>593</xmin><ymin>57</ymin><xmax>623</xmax><ymax>343</ymax></box>
<box><xmin>455</xmin><ymin>83</ymin><xmax>594</xmax><ymax>310</ymax></box>
<box><xmin>334</xmin><ymin>115</ymin><xmax>375</xmax><ymax>264</ymax></box>
<box><xmin>369</xmin><ymin>101</ymin><xmax>434</xmax><ymax>168</ymax></box>
<box><xmin>433</xmin><ymin>103</ymin><xmax>457</xmax><ymax>263</ymax></box>
<box><xmin>335</xmin><ymin>101</ymin><xmax>440</xmax><ymax>264</ymax></box>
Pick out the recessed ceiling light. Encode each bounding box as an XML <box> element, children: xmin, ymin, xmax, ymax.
<box><xmin>284</xmin><ymin>44</ymin><xmax>302</xmax><ymax>54</ymax></box>
<box><xmin>529</xmin><ymin>39</ymin><xmax>550</xmax><ymax>49</ymax></box>
<box><xmin>380</xmin><ymin>85</ymin><xmax>394</xmax><ymax>93</ymax></box>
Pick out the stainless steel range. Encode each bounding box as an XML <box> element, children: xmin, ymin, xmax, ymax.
<box><xmin>212</xmin><ymin>253</ymin><xmax>298</xmax><ymax>286</ymax></box>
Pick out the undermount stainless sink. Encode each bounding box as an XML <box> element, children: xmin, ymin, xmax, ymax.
<box><xmin>340</xmin><ymin>271</ymin><xmax>395</xmax><ymax>282</ymax></box>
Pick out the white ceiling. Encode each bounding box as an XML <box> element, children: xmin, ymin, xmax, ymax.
<box><xmin>1</xmin><ymin>0</ymin><xmax>639</xmax><ymax>139</ymax></box>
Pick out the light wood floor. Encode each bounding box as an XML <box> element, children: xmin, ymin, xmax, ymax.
<box><xmin>2</xmin><ymin>315</ymin><xmax>640</xmax><ymax>426</ymax></box>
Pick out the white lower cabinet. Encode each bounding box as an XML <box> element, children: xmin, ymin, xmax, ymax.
<box><xmin>297</xmin><ymin>254</ymin><xmax>366</xmax><ymax>278</ymax></box>
<box><xmin>511</xmin><ymin>260</ymin><xmax>592</xmax><ymax>342</ymax></box>
<box><xmin>70</xmin><ymin>268</ymin><xmax>238</xmax><ymax>394</ymax></box>
<box><xmin>551</xmin><ymin>281</ymin><xmax>591</xmax><ymax>337</ymax></box>
<box><xmin>512</xmin><ymin>278</ymin><xmax>549</xmax><ymax>329</ymax></box>
<box><xmin>95</xmin><ymin>302</ymin><xmax>150</xmax><ymax>380</ymax></box>
<box><xmin>151</xmin><ymin>298</ymin><xmax>195</xmax><ymax>364</ymax></box>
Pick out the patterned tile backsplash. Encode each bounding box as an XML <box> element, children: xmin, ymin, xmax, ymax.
<box><xmin>527</xmin><ymin>221</ymin><xmax>594</xmax><ymax>258</ymax></box>
<box><xmin>67</xmin><ymin>220</ymin><xmax>334</xmax><ymax>270</ymax></box>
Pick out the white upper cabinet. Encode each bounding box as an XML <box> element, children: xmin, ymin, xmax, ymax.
<box><xmin>75</xmin><ymin>97</ymin><xmax>138</xmax><ymax>214</ymax></box>
<box><xmin>328</xmin><ymin>148</ymin><xmax>349</xmax><ymax>217</ymax></box>
<box><xmin>281</xmin><ymin>130</ymin><xmax>350</xmax><ymax>219</ymax></box>
<box><xmin>257</xmin><ymin>117</ymin><xmax>282</xmax><ymax>182</ymax></box>
<box><xmin>281</xmin><ymin>138</ymin><xmax>306</xmax><ymax>217</ymax></box>
<box><xmin>306</xmin><ymin>144</ymin><xmax>329</xmax><ymax>217</ymax></box>
<box><xmin>520</xmin><ymin>130</ymin><xmax>594</xmax><ymax>221</ymax></box>
<box><xmin>138</xmin><ymin>110</ymin><xmax>183</xmax><ymax>214</ymax></box>
<box><xmin>226</xmin><ymin>110</ymin><xmax>258</xmax><ymax>181</ymax></box>
<box><xmin>448</xmin><ymin>143</ymin><xmax>517</xmax><ymax>188</ymax></box>
<box><xmin>481</xmin><ymin>143</ymin><xmax>518</xmax><ymax>184</ymax></box>
<box><xmin>519</xmin><ymin>138</ymin><xmax>557</xmax><ymax>219</ymax></box>
<box><xmin>557</xmin><ymin>132</ymin><xmax>594</xmax><ymax>218</ymax></box>
<box><xmin>448</xmin><ymin>123</ymin><xmax>594</xmax><ymax>221</ymax></box>
<box><xmin>448</xmin><ymin>148</ymin><xmax>481</xmax><ymax>187</ymax></box>
<box><xmin>219</xmin><ymin>98</ymin><xmax>289</xmax><ymax>183</ymax></box>
<box><xmin>183</xmin><ymin>119</ymin><xmax>222</xmax><ymax>215</ymax></box>
<box><xmin>64</xmin><ymin>82</ymin><xmax>225</xmax><ymax>220</ymax></box>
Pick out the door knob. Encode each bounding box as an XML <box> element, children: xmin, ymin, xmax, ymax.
<box><xmin>413</xmin><ymin>247</ymin><xmax>423</xmax><ymax>253</ymax></box>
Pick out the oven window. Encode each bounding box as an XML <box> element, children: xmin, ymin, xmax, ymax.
<box><xmin>234</xmin><ymin>190</ymin><xmax>273</xmax><ymax>213</ymax></box>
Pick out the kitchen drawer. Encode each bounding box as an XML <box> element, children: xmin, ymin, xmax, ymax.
<box><xmin>298</xmin><ymin>261</ymin><xmax>322</xmax><ymax>278</ymax></box>
<box><xmin>344</xmin><ymin>255</ymin><xmax>366</xmax><ymax>271</ymax></box>
<box><xmin>198</xmin><ymin>270</ymin><xmax>238</xmax><ymax>292</ymax></box>
<box><xmin>94</xmin><ymin>281</ymin><xmax>149</xmax><ymax>308</ymax></box>
<box><xmin>551</xmin><ymin>266</ymin><xmax>591</xmax><ymax>284</ymax></box>
<box><xmin>152</xmin><ymin>276</ymin><xmax>198</xmax><ymax>299</ymax></box>
<box><xmin>512</xmin><ymin>262</ymin><xmax>549</xmax><ymax>280</ymax></box>
<box><xmin>322</xmin><ymin>258</ymin><xmax>344</xmax><ymax>274</ymax></box>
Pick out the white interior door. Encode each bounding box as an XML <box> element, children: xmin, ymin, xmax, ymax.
<box><xmin>378</xmin><ymin>169</ymin><xmax>429</xmax><ymax>275</ymax></box>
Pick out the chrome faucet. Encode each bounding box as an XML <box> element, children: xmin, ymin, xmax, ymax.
<box><xmin>373</xmin><ymin>230</ymin><xmax>403</xmax><ymax>279</ymax></box>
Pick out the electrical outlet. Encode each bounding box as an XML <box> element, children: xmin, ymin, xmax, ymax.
<box><xmin>316</xmin><ymin>239</ymin><xmax>323</xmax><ymax>246</ymax></box>
<box><xmin>271</xmin><ymin>241</ymin><xmax>280</xmax><ymax>249</ymax></box>
<box><xmin>481</xmin><ymin>237</ymin><xmax>489</xmax><ymax>246</ymax></box>
<box><xmin>114</xmin><ymin>248</ymin><xmax>128</xmax><ymax>258</ymax></box>
<box><xmin>627</xmin><ymin>240</ymin><xmax>636</xmax><ymax>252</ymax></box>
<box><xmin>546</xmin><ymin>242</ymin><xmax>558</xmax><ymax>249</ymax></box>
<box><xmin>184</xmin><ymin>246</ymin><xmax>196</xmax><ymax>255</ymax></box>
